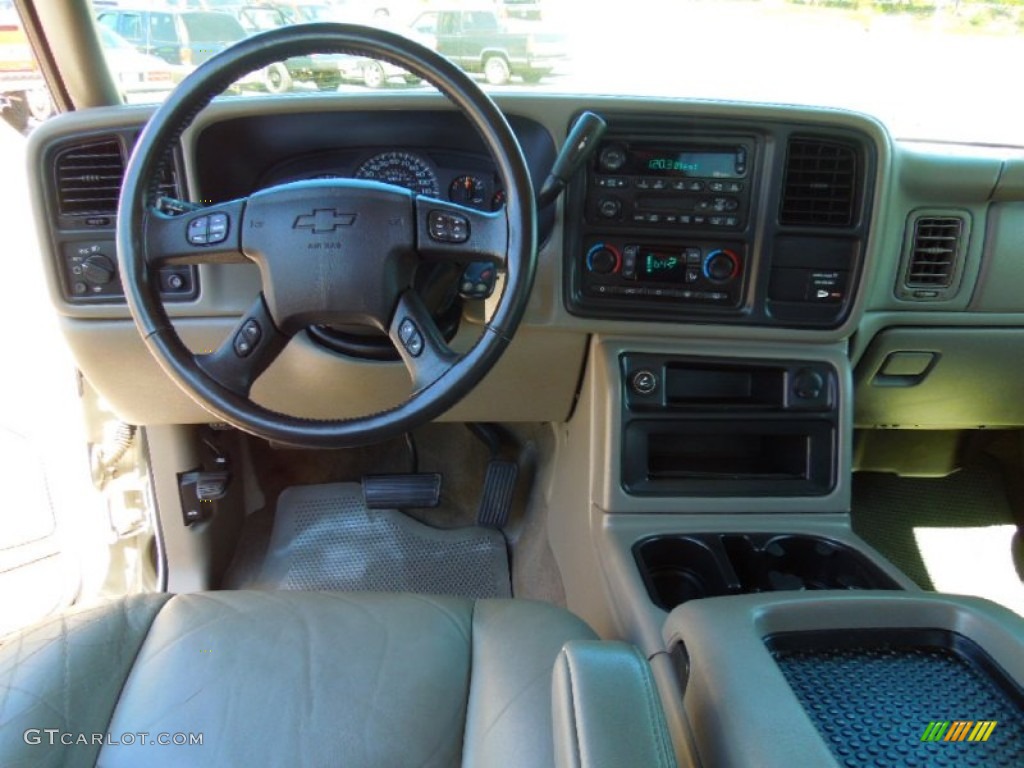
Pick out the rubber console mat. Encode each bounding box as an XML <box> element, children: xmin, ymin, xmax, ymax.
<box><xmin>248</xmin><ymin>483</ymin><xmax>511</xmax><ymax>599</ymax></box>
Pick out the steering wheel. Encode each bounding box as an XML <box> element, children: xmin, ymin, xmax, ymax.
<box><xmin>118</xmin><ymin>24</ymin><xmax>537</xmax><ymax>448</ymax></box>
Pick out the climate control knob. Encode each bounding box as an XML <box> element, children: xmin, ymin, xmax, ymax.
<box><xmin>82</xmin><ymin>254</ymin><xmax>116</xmax><ymax>286</ymax></box>
<box><xmin>586</xmin><ymin>244</ymin><xmax>620</xmax><ymax>275</ymax></box>
<box><xmin>703</xmin><ymin>249</ymin><xmax>739</xmax><ymax>283</ymax></box>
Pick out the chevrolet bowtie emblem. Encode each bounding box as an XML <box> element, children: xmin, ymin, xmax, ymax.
<box><xmin>293</xmin><ymin>208</ymin><xmax>358</xmax><ymax>234</ymax></box>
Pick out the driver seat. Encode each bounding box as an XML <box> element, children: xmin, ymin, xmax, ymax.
<box><xmin>0</xmin><ymin>591</ymin><xmax>677</xmax><ymax>767</ymax></box>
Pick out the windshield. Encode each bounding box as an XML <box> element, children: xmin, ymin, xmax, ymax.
<box><xmin>88</xmin><ymin>0</ymin><xmax>1024</xmax><ymax>146</ymax></box>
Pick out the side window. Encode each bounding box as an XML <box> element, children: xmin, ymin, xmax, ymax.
<box><xmin>463</xmin><ymin>12</ymin><xmax>498</xmax><ymax>33</ymax></box>
<box><xmin>118</xmin><ymin>13</ymin><xmax>142</xmax><ymax>41</ymax></box>
<box><xmin>437</xmin><ymin>12</ymin><xmax>459</xmax><ymax>35</ymax></box>
<box><xmin>149</xmin><ymin>13</ymin><xmax>175</xmax><ymax>43</ymax></box>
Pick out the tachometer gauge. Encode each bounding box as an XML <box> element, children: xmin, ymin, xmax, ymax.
<box><xmin>355</xmin><ymin>151</ymin><xmax>439</xmax><ymax>196</ymax></box>
<box><xmin>449</xmin><ymin>175</ymin><xmax>487</xmax><ymax>207</ymax></box>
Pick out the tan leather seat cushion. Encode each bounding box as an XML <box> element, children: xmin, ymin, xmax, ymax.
<box><xmin>0</xmin><ymin>591</ymin><xmax>596</xmax><ymax>768</ymax></box>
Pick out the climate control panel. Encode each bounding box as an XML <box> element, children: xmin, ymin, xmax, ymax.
<box><xmin>580</xmin><ymin>238</ymin><xmax>745</xmax><ymax>309</ymax></box>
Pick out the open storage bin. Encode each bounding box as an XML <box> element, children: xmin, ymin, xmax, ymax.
<box><xmin>635</xmin><ymin>533</ymin><xmax>901</xmax><ymax>610</ymax></box>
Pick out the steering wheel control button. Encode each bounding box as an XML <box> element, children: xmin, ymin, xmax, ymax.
<box><xmin>187</xmin><ymin>216</ymin><xmax>209</xmax><ymax>245</ymax></box>
<box><xmin>207</xmin><ymin>213</ymin><xmax>229</xmax><ymax>244</ymax></box>
<box><xmin>398</xmin><ymin>318</ymin><xmax>417</xmax><ymax>343</ymax></box>
<box><xmin>458</xmin><ymin>262</ymin><xmax>497</xmax><ymax>299</ymax></box>
<box><xmin>428</xmin><ymin>211</ymin><xmax>470</xmax><ymax>244</ymax></box>
<box><xmin>631</xmin><ymin>369</ymin><xmax>659</xmax><ymax>396</ymax></box>
<box><xmin>233</xmin><ymin>320</ymin><xmax>262</xmax><ymax>358</ymax></box>
<box><xmin>187</xmin><ymin>213</ymin><xmax>230</xmax><ymax>246</ymax></box>
<box><xmin>397</xmin><ymin>317</ymin><xmax>425</xmax><ymax>357</ymax></box>
<box><xmin>405</xmin><ymin>333</ymin><xmax>424</xmax><ymax>357</ymax></box>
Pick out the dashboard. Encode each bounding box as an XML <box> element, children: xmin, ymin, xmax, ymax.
<box><xmin>24</xmin><ymin>93</ymin><xmax>1024</xmax><ymax>428</ymax></box>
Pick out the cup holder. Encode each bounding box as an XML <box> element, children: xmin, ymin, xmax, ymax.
<box><xmin>635</xmin><ymin>533</ymin><xmax>901</xmax><ymax>611</ymax></box>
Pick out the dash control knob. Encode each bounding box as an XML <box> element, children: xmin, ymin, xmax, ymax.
<box><xmin>597</xmin><ymin>198</ymin><xmax>622</xmax><ymax>219</ymax></box>
<box><xmin>586</xmin><ymin>244</ymin><xmax>620</xmax><ymax>275</ymax></box>
<box><xmin>703</xmin><ymin>249</ymin><xmax>739</xmax><ymax>283</ymax></box>
<box><xmin>598</xmin><ymin>144</ymin><xmax>627</xmax><ymax>173</ymax></box>
<box><xmin>631</xmin><ymin>369</ymin><xmax>659</xmax><ymax>396</ymax></box>
<box><xmin>82</xmin><ymin>254</ymin><xmax>116</xmax><ymax>286</ymax></box>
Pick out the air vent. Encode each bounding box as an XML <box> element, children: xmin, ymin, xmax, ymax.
<box><xmin>780</xmin><ymin>138</ymin><xmax>858</xmax><ymax>227</ymax></box>
<box><xmin>54</xmin><ymin>138</ymin><xmax>125</xmax><ymax>216</ymax></box>
<box><xmin>905</xmin><ymin>215</ymin><xmax>964</xmax><ymax>289</ymax></box>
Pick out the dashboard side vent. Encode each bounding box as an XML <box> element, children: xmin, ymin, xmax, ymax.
<box><xmin>54</xmin><ymin>138</ymin><xmax>125</xmax><ymax>216</ymax></box>
<box><xmin>780</xmin><ymin>138</ymin><xmax>858</xmax><ymax>227</ymax></box>
<box><xmin>902</xmin><ymin>215</ymin><xmax>966</xmax><ymax>297</ymax></box>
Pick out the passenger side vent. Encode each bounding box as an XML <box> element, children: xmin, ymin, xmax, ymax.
<box><xmin>905</xmin><ymin>216</ymin><xmax>962</xmax><ymax>288</ymax></box>
<box><xmin>897</xmin><ymin>212</ymin><xmax>969</xmax><ymax>302</ymax></box>
<box><xmin>780</xmin><ymin>138</ymin><xmax>858</xmax><ymax>227</ymax></box>
<box><xmin>54</xmin><ymin>138</ymin><xmax>125</xmax><ymax>216</ymax></box>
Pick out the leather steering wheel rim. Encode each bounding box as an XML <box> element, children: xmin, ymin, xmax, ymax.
<box><xmin>117</xmin><ymin>23</ymin><xmax>537</xmax><ymax>448</ymax></box>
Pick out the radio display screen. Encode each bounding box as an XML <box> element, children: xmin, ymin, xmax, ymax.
<box><xmin>630</xmin><ymin>145</ymin><xmax>741</xmax><ymax>178</ymax></box>
<box><xmin>639</xmin><ymin>249</ymin><xmax>688</xmax><ymax>282</ymax></box>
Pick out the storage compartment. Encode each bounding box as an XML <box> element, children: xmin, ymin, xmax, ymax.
<box><xmin>767</xmin><ymin>629</ymin><xmax>1024</xmax><ymax>767</ymax></box>
<box><xmin>623</xmin><ymin>420</ymin><xmax>835</xmax><ymax>496</ymax></box>
<box><xmin>663</xmin><ymin>363</ymin><xmax>785</xmax><ymax>406</ymax></box>
<box><xmin>635</xmin><ymin>533</ymin><xmax>900</xmax><ymax>610</ymax></box>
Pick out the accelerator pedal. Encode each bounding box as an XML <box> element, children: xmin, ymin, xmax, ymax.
<box><xmin>467</xmin><ymin>423</ymin><xmax>521</xmax><ymax>530</ymax></box>
<box><xmin>362</xmin><ymin>473</ymin><xmax>442</xmax><ymax>509</ymax></box>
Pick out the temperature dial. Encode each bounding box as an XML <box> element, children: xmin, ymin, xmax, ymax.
<box><xmin>703</xmin><ymin>249</ymin><xmax>739</xmax><ymax>283</ymax></box>
<box><xmin>586</xmin><ymin>243</ymin><xmax>621</xmax><ymax>275</ymax></box>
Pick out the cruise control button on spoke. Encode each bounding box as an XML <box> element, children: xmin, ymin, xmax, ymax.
<box><xmin>233</xmin><ymin>319</ymin><xmax>262</xmax><ymax>358</ymax></box>
<box><xmin>241</xmin><ymin>319</ymin><xmax>262</xmax><ymax>344</ymax></box>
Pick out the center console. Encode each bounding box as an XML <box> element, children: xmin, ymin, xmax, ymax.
<box><xmin>620</xmin><ymin>354</ymin><xmax>838</xmax><ymax>497</ymax></box>
<box><xmin>564</xmin><ymin>113</ymin><xmax>876</xmax><ymax>328</ymax></box>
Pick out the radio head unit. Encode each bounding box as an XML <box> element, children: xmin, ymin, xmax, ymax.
<box><xmin>587</xmin><ymin>138</ymin><xmax>754</xmax><ymax>232</ymax></box>
<box><xmin>599</xmin><ymin>142</ymin><xmax>748</xmax><ymax>179</ymax></box>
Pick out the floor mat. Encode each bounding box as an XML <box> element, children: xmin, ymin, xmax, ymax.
<box><xmin>852</xmin><ymin>461</ymin><xmax>1024</xmax><ymax>615</ymax></box>
<box><xmin>231</xmin><ymin>482</ymin><xmax>511</xmax><ymax>599</ymax></box>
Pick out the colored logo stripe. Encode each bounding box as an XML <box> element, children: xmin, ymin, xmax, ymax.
<box><xmin>921</xmin><ymin>721</ymin><xmax>997</xmax><ymax>742</ymax></box>
<box><xmin>945</xmin><ymin>721</ymin><xmax>972</xmax><ymax>741</ymax></box>
<box><xmin>969</xmin><ymin>721</ymin><xmax>998</xmax><ymax>742</ymax></box>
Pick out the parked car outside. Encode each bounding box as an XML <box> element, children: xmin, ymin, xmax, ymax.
<box><xmin>94</xmin><ymin>7</ymin><xmax>248</xmax><ymax>68</ymax></box>
<box><xmin>409</xmin><ymin>5</ymin><xmax>564</xmax><ymax>85</ymax></box>
<box><xmin>97</xmin><ymin>25</ymin><xmax>175</xmax><ymax>104</ymax></box>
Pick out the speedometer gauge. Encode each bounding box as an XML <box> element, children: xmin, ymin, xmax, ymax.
<box><xmin>355</xmin><ymin>151</ymin><xmax>439</xmax><ymax>196</ymax></box>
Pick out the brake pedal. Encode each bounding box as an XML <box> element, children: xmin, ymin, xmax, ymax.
<box><xmin>362</xmin><ymin>473</ymin><xmax>442</xmax><ymax>509</ymax></box>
